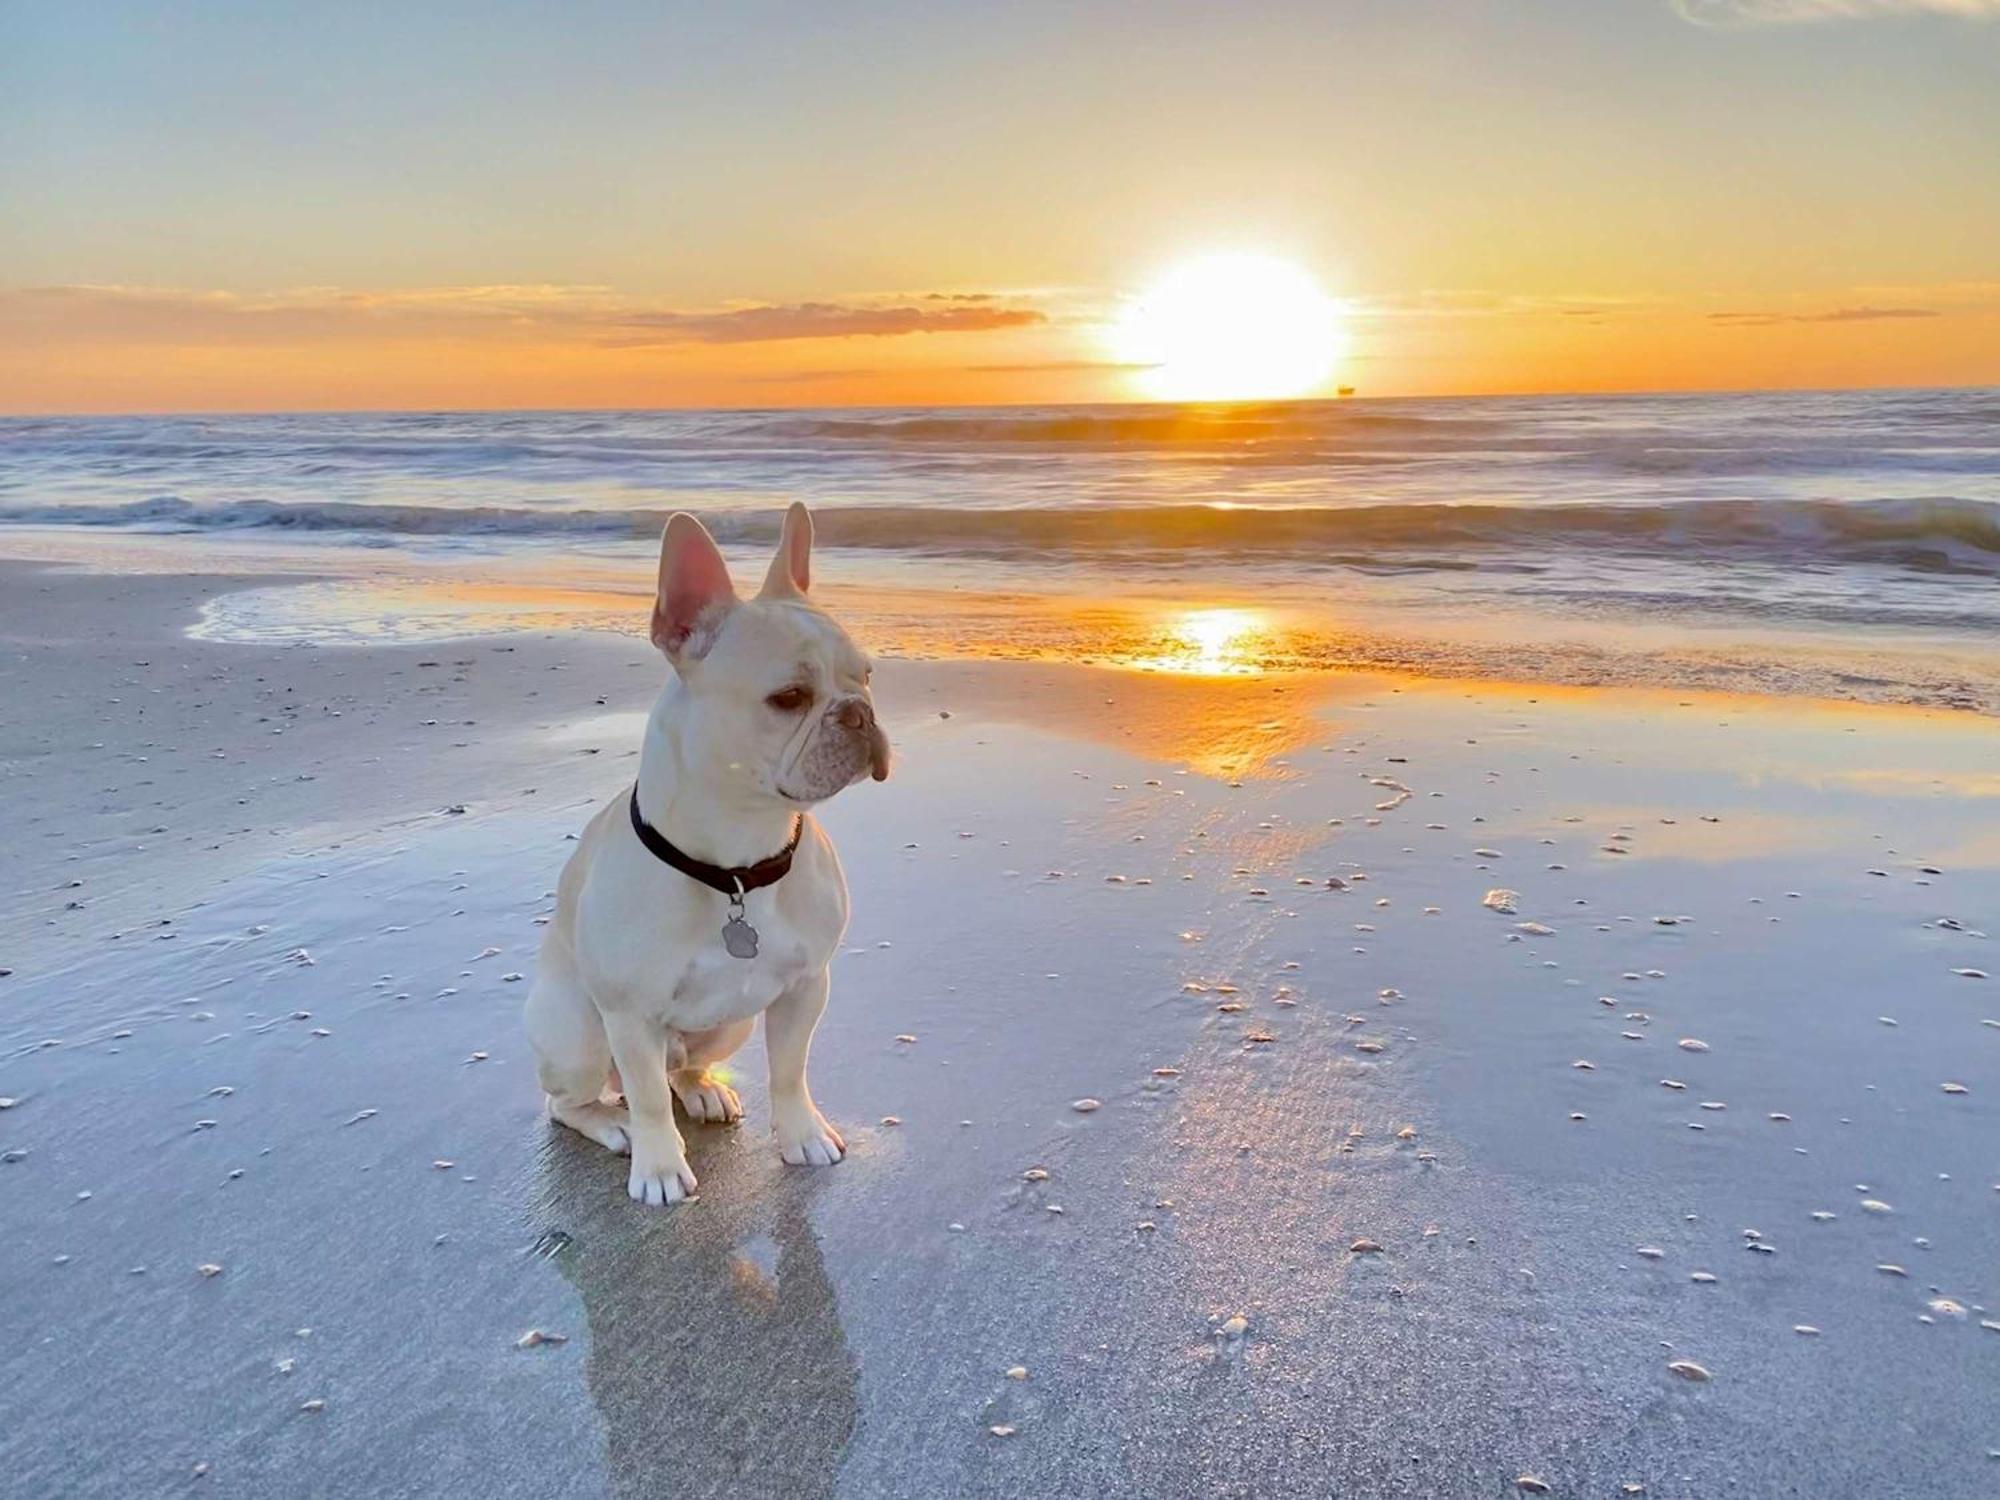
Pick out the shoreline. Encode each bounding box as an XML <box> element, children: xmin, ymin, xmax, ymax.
<box><xmin>5</xmin><ymin>527</ymin><xmax>1999</xmax><ymax>719</ymax></box>
<box><xmin>1</xmin><ymin>560</ymin><xmax>1996</xmax><ymax>1496</ymax></box>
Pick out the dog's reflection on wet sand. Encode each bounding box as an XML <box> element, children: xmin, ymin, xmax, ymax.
<box><xmin>535</xmin><ymin>1115</ymin><xmax>859</xmax><ymax>1500</ymax></box>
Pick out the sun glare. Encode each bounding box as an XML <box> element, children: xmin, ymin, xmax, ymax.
<box><xmin>1130</xmin><ymin>606</ymin><xmax>1269</xmax><ymax>676</ymax></box>
<box><xmin>1112</xmin><ymin>254</ymin><xmax>1346</xmax><ymax>402</ymax></box>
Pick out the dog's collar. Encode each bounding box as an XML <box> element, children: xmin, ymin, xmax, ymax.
<box><xmin>627</xmin><ymin>787</ymin><xmax>802</xmax><ymax>899</ymax></box>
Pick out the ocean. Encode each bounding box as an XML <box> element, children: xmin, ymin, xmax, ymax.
<box><xmin>3</xmin><ymin>389</ymin><xmax>1997</xmax><ymax>710</ymax></box>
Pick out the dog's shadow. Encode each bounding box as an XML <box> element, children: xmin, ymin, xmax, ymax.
<box><xmin>533</xmin><ymin>1115</ymin><xmax>860</xmax><ymax>1500</ymax></box>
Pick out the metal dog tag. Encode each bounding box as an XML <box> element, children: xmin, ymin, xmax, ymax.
<box><xmin>722</xmin><ymin>915</ymin><xmax>760</xmax><ymax>959</ymax></box>
<box><xmin>722</xmin><ymin>882</ymin><xmax>759</xmax><ymax>959</ymax></box>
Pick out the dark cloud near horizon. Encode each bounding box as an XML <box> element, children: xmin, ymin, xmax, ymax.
<box><xmin>597</xmin><ymin>301</ymin><xmax>1044</xmax><ymax>347</ymax></box>
<box><xmin>0</xmin><ymin>285</ymin><xmax>1047</xmax><ymax>349</ymax></box>
<box><xmin>959</xmin><ymin>359</ymin><xmax>1155</xmax><ymax>373</ymax></box>
<box><xmin>1708</xmin><ymin>305</ymin><xmax>1942</xmax><ymax>326</ymax></box>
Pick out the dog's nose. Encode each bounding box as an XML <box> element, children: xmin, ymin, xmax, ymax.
<box><xmin>833</xmin><ymin>696</ymin><xmax>874</xmax><ymax>733</ymax></box>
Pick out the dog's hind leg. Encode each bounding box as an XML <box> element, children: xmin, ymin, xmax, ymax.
<box><xmin>524</xmin><ymin>952</ymin><xmax>630</xmax><ymax>1155</ymax></box>
<box><xmin>670</xmin><ymin>1018</ymin><xmax>754</xmax><ymax>1124</ymax></box>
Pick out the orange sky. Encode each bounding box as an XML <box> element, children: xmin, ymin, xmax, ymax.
<box><xmin>4</xmin><ymin>2</ymin><xmax>1997</xmax><ymax>412</ymax></box>
<box><xmin>5</xmin><ymin>280</ymin><xmax>1997</xmax><ymax>412</ymax></box>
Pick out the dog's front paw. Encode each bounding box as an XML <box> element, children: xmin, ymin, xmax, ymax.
<box><xmin>773</xmin><ymin>1105</ymin><xmax>846</xmax><ymax>1168</ymax></box>
<box><xmin>627</xmin><ymin>1147</ymin><xmax>698</xmax><ymax>1206</ymax></box>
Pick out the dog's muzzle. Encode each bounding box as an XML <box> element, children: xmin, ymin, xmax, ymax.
<box><xmin>834</xmin><ymin>695</ymin><xmax>892</xmax><ymax>783</ymax></box>
<box><xmin>783</xmin><ymin>696</ymin><xmax>889</xmax><ymax>800</ymax></box>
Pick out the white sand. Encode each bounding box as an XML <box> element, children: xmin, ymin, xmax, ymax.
<box><xmin>1</xmin><ymin>560</ymin><xmax>1996</xmax><ymax>1497</ymax></box>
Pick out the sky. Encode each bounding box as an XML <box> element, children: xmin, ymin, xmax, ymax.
<box><xmin>3</xmin><ymin>0</ymin><xmax>1997</xmax><ymax>412</ymax></box>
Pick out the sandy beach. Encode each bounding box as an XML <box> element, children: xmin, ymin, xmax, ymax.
<box><xmin>1</xmin><ymin>556</ymin><xmax>1995</xmax><ymax>1498</ymax></box>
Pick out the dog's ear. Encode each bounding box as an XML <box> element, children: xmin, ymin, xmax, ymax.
<box><xmin>651</xmin><ymin>513</ymin><xmax>738</xmax><ymax>665</ymax></box>
<box><xmin>758</xmin><ymin>501</ymin><xmax>813</xmax><ymax>599</ymax></box>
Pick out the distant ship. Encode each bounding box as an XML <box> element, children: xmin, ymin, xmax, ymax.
<box><xmin>1336</xmin><ymin>385</ymin><xmax>1356</xmax><ymax>397</ymax></box>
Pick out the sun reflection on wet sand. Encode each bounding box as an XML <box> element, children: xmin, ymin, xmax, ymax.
<box><xmin>1126</xmin><ymin>607</ymin><xmax>1272</xmax><ymax>676</ymax></box>
<box><xmin>879</xmin><ymin>657</ymin><xmax>1355</xmax><ymax>784</ymax></box>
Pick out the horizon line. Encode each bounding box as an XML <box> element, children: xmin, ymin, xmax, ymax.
<box><xmin>2</xmin><ymin>378</ymin><xmax>1995</xmax><ymax>423</ymax></box>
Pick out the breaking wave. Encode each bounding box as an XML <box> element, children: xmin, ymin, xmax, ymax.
<box><xmin>7</xmin><ymin>493</ymin><xmax>1997</xmax><ymax>575</ymax></box>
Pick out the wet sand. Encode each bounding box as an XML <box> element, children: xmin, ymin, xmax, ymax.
<box><xmin>2</xmin><ymin>560</ymin><xmax>1997</xmax><ymax>1498</ymax></box>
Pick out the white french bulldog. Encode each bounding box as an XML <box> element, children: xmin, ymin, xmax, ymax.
<box><xmin>525</xmin><ymin>503</ymin><xmax>888</xmax><ymax>1205</ymax></box>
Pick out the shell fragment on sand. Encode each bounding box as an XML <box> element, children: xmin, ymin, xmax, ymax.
<box><xmin>1481</xmin><ymin>889</ymin><xmax>1520</xmax><ymax>914</ymax></box>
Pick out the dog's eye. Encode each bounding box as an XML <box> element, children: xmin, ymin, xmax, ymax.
<box><xmin>766</xmin><ymin>686</ymin><xmax>812</xmax><ymax>713</ymax></box>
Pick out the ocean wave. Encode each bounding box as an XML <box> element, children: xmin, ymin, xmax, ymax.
<box><xmin>771</xmin><ymin>406</ymin><xmax>1498</xmax><ymax>446</ymax></box>
<box><xmin>7</xmin><ymin>494</ymin><xmax>1997</xmax><ymax>574</ymax></box>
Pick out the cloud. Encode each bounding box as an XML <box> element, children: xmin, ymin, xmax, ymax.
<box><xmin>1351</xmin><ymin>290</ymin><xmax>1659</xmax><ymax>320</ymax></box>
<box><xmin>959</xmin><ymin>359</ymin><xmax>1156</xmax><ymax>373</ymax></box>
<box><xmin>732</xmin><ymin>366</ymin><xmax>881</xmax><ymax>385</ymax></box>
<box><xmin>1708</xmin><ymin>305</ymin><xmax>1942</xmax><ymax>325</ymax></box>
<box><xmin>1671</xmin><ymin>0</ymin><xmax>2000</xmax><ymax>25</ymax></box>
<box><xmin>0</xmin><ymin>283</ymin><xmax>1046</xmax><ymax>349</ymax></box>
<box><xmin>596</xmin><ymin>301</ymin><xmax>1043</xmax><ymax>348</ymax></box>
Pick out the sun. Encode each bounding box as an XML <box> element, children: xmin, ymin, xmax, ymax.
<box><xmin>1111</xmin><ymin>253</ymin><xmax>1346</xmax><ymax>402</ymax></box>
